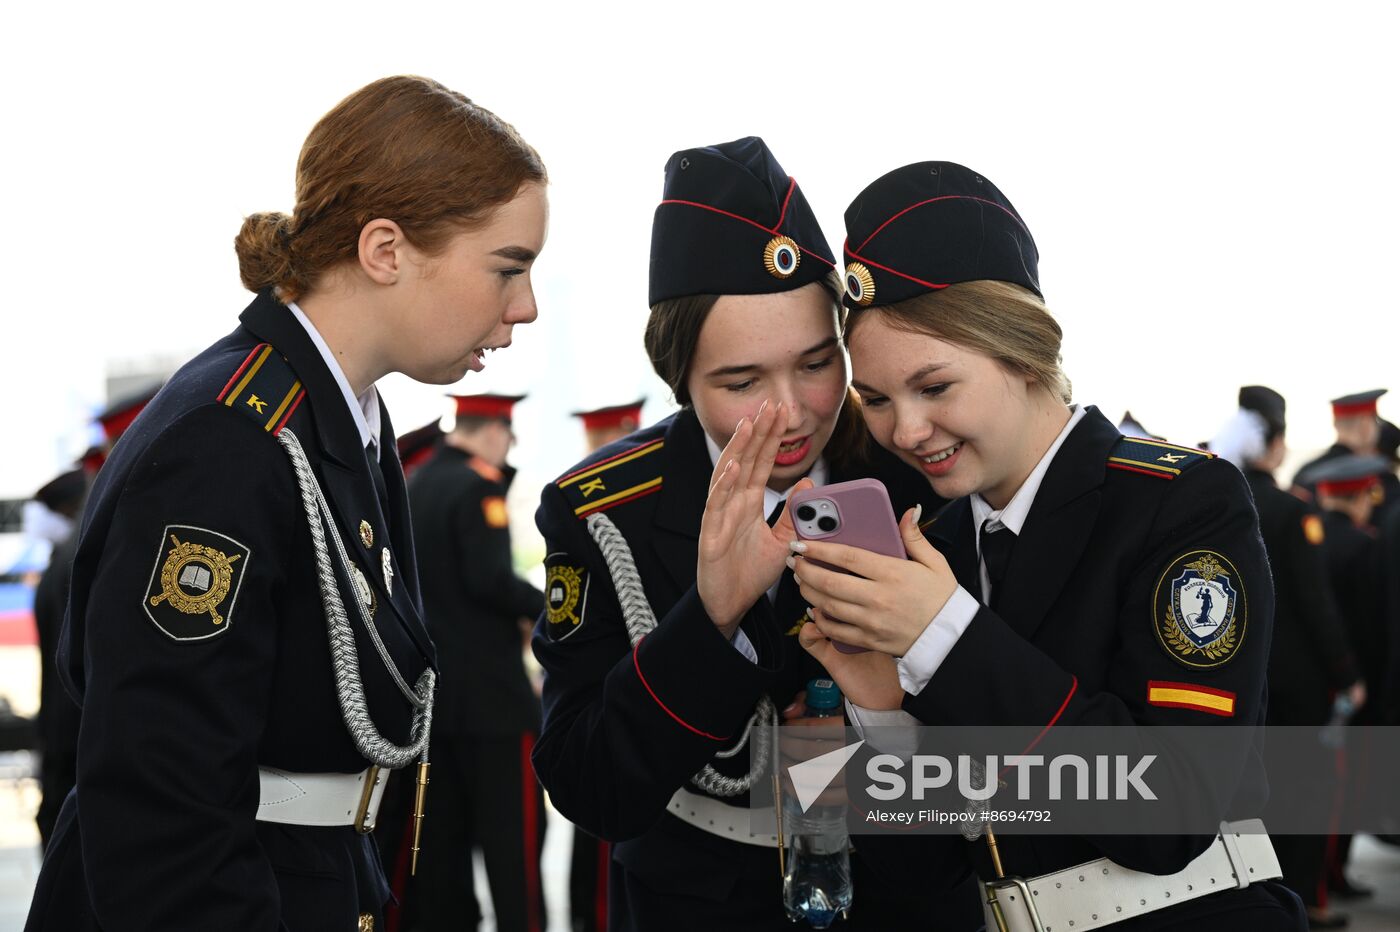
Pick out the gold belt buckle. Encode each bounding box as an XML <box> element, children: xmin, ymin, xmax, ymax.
<box><xmin>354</xmin><ymin>766</ymin><xmax>382</xmax><ymax>834</ymax></box>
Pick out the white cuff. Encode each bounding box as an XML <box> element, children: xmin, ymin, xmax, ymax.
<box><xmin>730</xmin><ymin>627</ymin><xmax>759</xmax><ymax>664</ymax></box>
<box><xmin>896</xmin><ymin>585</ymin><xmax>979</xmax><ymax>696</ymax></box>
<box><xmin>845</xmin><ymin>700</ymin><xmax>921</xmax><ymax>757</ymax></box>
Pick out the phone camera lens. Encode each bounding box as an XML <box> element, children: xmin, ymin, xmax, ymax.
<box><xmin>796</xmin><ymin>505</ymin><xmax>816</xmax><ymax>522</ymax></box>
<box><xmin>817</xmin><ymin>516</ymin><xmax>838</xmax><ymax>532</ymax></box>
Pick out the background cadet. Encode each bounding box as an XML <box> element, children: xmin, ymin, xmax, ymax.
<box><xmin>30</xmin><ymin>384</ymin><xmax>158</xmax><ymax>850</ymax></box>
<box><xmin>28</xmin><ymin>465</ymin><xmax>87</xmax><ymax>850</ymax></box>
<box><xmin>562</xmin><ymin>399</ymin><xmax>644</xmax><ymax>932</ymax></box>
<box><xmin>399</xmin><ymin>419</ymin><xmax>447</xmax><ymax>481</ymax></box>
<box><xmin>1309</xmin><ymin>454</ymin><xmax>1394</xmax><ymax>909</ymax></box>
<box><xmin>404</xmin><ymin>393</ymin><xmax>547</xmax><ymax>932</ymax></box>
<box><xmin>1210</xmin><ymin>386</ymin><xmax>1364</xmax><ymax>927</ymax></box>
<box><xmin>1293</xmin><ymin>391</ymin><xmax>1399</xmax><ymax>512</ymax></box>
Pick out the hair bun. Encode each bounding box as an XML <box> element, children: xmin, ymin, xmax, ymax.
<box><xmin>234</xmin><ymin>211</ymin><xmax>300</xmax><ymax>298</ymax></box>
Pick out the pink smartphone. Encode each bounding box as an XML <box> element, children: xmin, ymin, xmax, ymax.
<box><xmin>790</xmin><ymin>478</ymin><xmax>907</xmax><ymax>654</ymax></box>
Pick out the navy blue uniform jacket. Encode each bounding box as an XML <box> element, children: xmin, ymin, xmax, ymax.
<box><xmin>26</xmin><ymin>291</ymin><xmax>436</xmax><ymax>931</ymax></box>
<box><xmin>890</xmin><ymin>407</ymin><xmax>1292</xmax><ymax>927</ymax></box>
<box><xmin>530</xmin><ymin>408</ymin><xmax>973</xmax><ymax>928</ymax></box>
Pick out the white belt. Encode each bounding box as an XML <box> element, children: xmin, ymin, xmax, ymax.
<box><xmin>982</xmin><ymin>819</ymin><xmax>1282</xmax><ymax>931</ymax></box>
<box><xmin>667</xmin><ymin>787</ymin><xmax>780</xmax><ymax>847</ymax></box>
<box><xmin>256</xmin><ymin>766</ymin><xmax>387</xmax><ymax>832</ymax></box>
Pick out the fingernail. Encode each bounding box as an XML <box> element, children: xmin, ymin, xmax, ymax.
<box><xmin>785</xmin><ymin>555</ymin><xmax>796</xmax><ymax>570</ymax></box>
<box><xmin>912</xmin><ymin>503</ymin><xmax>923</xmax><ymax>524</ymax></box>
<box><xmin>758</xmin><ymin>399</ymin><xmax>768</xmax><ymax>415</ymax></box>
<box><xmin>789</xmin><ymin>540</ymin><xmax>807</xmax><ymax>553</ymax></box>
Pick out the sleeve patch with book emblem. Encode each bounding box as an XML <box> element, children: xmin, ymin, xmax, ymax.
<box><xmin>143</xmin><ymin>525</ymin><xmax>251</xmax><ymax>641</ymax></box>
<box><xmin>545</xmin><ymin>552</ymin><xmax>589</xmax><ymax>642</ymax></box>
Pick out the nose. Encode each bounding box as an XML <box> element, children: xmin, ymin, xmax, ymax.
<box><xmin>770</xmin><ymin>378</ymin><xmax>805</xmax><ymax>432</ymax></box>
<box><xmin>891</xmin><ymin>402</ymin><xmax>933</xmax><ymax>451</ymax></box>
<box><xmin>507</xmin><ymin>287</ymin><xmax>539</xmax><ymax>325</ymax></box>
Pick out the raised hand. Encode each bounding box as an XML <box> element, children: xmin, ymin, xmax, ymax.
<box><xmin>697</xmin><ymin>401</ymin><xmax>813</xmax><ymax>637</ymax></box>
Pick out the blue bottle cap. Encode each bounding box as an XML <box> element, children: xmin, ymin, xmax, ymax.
<box><xmin>806</xmin><ymin>677</ymin><xmax>842</xmax><ymax>711</ymax></box>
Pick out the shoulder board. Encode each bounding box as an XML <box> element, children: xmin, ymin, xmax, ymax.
<box><xmin>556</xmin><ymin>438</ymin><xmax>665</xmax><ymax>519</ymax></box>
<box><xmin>1107</xmin><ymin>436</ymin><xmax>1214</xmax><ymax>480</ymax></box>
<box><xmin>216</xmin><ymin>343</ymin><xmax>306</xmax><ymax>435</ymax></box>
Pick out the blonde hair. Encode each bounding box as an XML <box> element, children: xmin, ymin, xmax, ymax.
<box><xmin>845</xmin><ymin>280</ymin><xmax>1072</xmax><ymax>404</ymax></box>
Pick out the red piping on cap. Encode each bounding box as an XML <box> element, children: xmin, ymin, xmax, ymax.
<box><xmin>855</xmin><ymin>195</ymin><xmax>1032</xmax><ymax>253</ymax></box>
<box><xmin>843</xmin><ymin>243</ymin><xmax>950</xmax><ymax>292</ymax></box>
<box><xmin>658</xmin><ymin>193</ymin><xmax>835</xmax><ymax>269</ymax></box>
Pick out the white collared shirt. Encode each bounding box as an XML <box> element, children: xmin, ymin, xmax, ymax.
<box><xmin>703</xmin><ymin>429</ymin><xmax>830</xmax><ymax>662</ymax></box>
<box><xmin>287</xmin><ymin>302</ymin><xmax>382</xmax><ymax>453</ymax></box>
<box><xmin>895</xmin><ymin>405</ymin><xmax>1085</xmax><ymax>695</ymax></box>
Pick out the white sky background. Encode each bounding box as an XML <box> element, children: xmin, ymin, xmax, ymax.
<box><xmin>4</xmin><ymin>1</ymin><xmax>1399</xmax><ymax>510</ymax></box>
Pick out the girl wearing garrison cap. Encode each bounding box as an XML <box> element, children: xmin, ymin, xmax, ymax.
<box><xmin>531</xmin><ymin>138</ymin><xmax>977</xmax><ymax>930</ymax></box>
<box><xmin>788</xmin><ymin>163</ymin><xmax>1308</xmax><ymax>929</ymax></box>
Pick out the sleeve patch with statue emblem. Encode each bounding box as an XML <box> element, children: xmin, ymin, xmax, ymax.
<box><xmin>544</xmin><ymin>552</ymin><xmax>589</xmax><ymax>642</ymax></box>
<box><xmin>1153</xmin><ymin>550</ymin><xmax>1247</xmax><ymax>668</ymax></box>
<box><xmin>143</xmin><ymin>525</ymin><xmax>251</xmax><ymax>641</ymax></box>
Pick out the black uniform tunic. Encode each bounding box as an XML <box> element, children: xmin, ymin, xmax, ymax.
<box><xmin>1247</xmin><ymin>468</ymin><xmax>1358</xmax><ymax>909</ymax></box>
<box><xmin>896</xmin><ymin>407</ymin><xmax>1303</xmax><ymax>928</ymax></box>
<box><xmin>406</xmin><ymin>445</ymin><xmax>547</xmax><ymax>932</ymax></box>
<box><xmin>25</xmin><ymin>291</ymin><xmax>435</xmax><ymax>932</ymax></box>
<box><xmin>1246</xmin><ymin>468</ymin><xmax>1359</xmax><ymax>726</ymax></box>
<box><xmin>531</xmin><ymin>408</ymin><xmax>978</xmax><ymax>931</ymax></box>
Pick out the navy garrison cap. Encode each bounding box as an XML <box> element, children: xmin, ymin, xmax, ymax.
<box><xmin>648</xmin><ymin>137</ymin><xmax>835</xmax><ymax>306</ymax></box>
<box><xmin>1239</xmin><ymin>385</ymin><xmax>1286</xmax><ymax>435</ymax></box>
<box><xmin>841</xmin><ymin>161</ymin><xmax>1039</xmax><ymax>310</ymax></box>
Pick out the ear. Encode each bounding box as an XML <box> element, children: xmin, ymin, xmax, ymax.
<box><xmin>357</xmin><ymin>218</ymin><xmax>407</xmax><ymax>286</ymax></box>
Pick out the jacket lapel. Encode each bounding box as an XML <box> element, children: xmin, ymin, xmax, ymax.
<box><xmin>993</xmin><ymin>407</ymin><xmax>1117</xmax><ymax>641</ymax></box>
<box><xmin>239</xmin><ymin>293</ymin><xmax>436</xmax><ymax>665</ymax></box>
<box><xmin>925</xmin><ymin>497</ymin><xmax>980</xmax><ymax>592</ymax></box>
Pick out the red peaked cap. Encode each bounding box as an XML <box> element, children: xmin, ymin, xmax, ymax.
<box><xmin>396</xmin><ymin>419</ymin><xmax>443</xmax><ymax>473</ymax></box>
<box><xmin>573</xmin><ymin>400</ymin><xmax>645</xmax><ymax>432</ymax></box>
<box><xmin>97</xmin><ymin>383</ymin><xmax>161</xmax><ymax>441</ymax></box>
<box><xmin>1330</xmin><ymin>388</ymin><xmax>1386</xmax><ymax>419</ymax></box>
<box><xmin>450</xmin><ymin>393</ymin><xmax>525</xmax><ymax>423</ymax></box>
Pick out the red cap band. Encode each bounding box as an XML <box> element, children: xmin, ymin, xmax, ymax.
<box><xmin>452</xmin><ymin>396</ymin><xmax>521</xmax><ymax>421</ymax></box>
<box><xmin>1317</xmin><ymin>475</ymin><xmax>1378</xmax><ymax>496</ymax></box>
<box><xmin>1332</xmin><ymin>400</ymin><xmax>1379</xmax><ymax>418</ymax></box>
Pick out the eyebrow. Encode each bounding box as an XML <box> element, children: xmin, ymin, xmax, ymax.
<box><xmin>703</xmin><ymin>336</ymin><xmax>839</xmax><ymax>379</ymax></box>
<box><xmin>851</xmin><ymin>362</ymin><xmax>950</xmax><ymax>396</ymax></box>
<box><xmin>491</xmin><ymin>245</ymin><xmax>537</xmax><ymax>262</ymax></box>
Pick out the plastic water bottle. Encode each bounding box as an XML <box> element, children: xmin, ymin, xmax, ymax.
<box><xmin>783</xmin><ymin>678</ymin><xmax>853</xmax><ymax>928</ymax></box>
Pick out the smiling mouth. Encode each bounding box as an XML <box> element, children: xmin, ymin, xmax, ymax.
<box><xmin>920</xmin><ymin>442</ymin><xmax>962</xmax><ymax>464</ymax></box>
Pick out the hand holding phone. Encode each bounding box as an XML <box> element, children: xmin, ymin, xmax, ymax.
<box><xmin>790</xmin><ymin>478</ymin><xmax>906</xmax><ymax>654</ymax></box>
